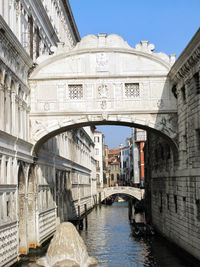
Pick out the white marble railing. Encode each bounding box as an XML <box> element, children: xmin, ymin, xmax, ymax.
<box><xmin>39</xmin><ymin>207</ymin><xmax>56</xmax><ymax>243</ymax></box>
<box><xmin>0</xmin><ymin>221</ymin><xmax>18</xmax><ymax>267</ymax></box>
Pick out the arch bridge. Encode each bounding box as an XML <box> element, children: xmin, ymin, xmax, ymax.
<box><xmin>101</xmin><ymin>186</ymin><xmax>145</xmax><ymax>201</ymax></box>
<box><xmin>29</xmin><ymin>34</ymin><xmax>177</xmax><ymax>154</ymax></box>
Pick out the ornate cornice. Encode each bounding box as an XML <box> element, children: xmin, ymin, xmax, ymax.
<box><xmin>168</xmin><ymin>28</ymin><xmax>200</xmax><ymax>83</ymax></box>
<box><xmin>0</xmin><ymin>16</ymin><xmax>33</xmax><ymax>69</ymax></box>
<box><xmin>61</xmin><ymin>0</ymin><xmax>80</xmax><ymax>43</ymax></box>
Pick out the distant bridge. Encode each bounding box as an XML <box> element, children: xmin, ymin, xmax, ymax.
<box><xmin>100</xmin><ymin>186</ymin><xmax>145</xmax><ymax>201</ymax></box>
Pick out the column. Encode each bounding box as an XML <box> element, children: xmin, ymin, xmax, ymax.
<box><xmin>15</xmin><ymin>94</ymin><xmax>19</xmax><ymax>136</ymax></box>
<box><xmin>0</xmin><ymin>155</ymin><xmax>6</xmax><ymax>184</ymax></box>
<box><xmin>7</xmin><ymin>157</ymin><xmax>12</xmax><ymax>184</ymax></box>
<box><xmin>0</xmin><ymin>83</ymin><xmax>5</xmax><ymax>130</ymax></box>
<box><xmin>19</xmin><ymin>99</ymin><xmax>23</xmax><ymax>138</ymax></box>
<box><xmin>11</xmin><ymin>89</ymin><xmax>16</xmax><ymax>135</ymax></box>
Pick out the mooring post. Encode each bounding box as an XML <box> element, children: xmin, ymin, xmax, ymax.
<box><xmin>99</xmin><ymin>192</ymin><xmax>101</xmax><ymax>207</ymax></box>
<box><xmin>128</xmin><ymin>199</ymin><xmax>132</xmax><ymax>221</ymax></box>
<box><xmin>78</xmin><ymin>205</ymin><xmax>83</xmax><ymax>230</ymax></box>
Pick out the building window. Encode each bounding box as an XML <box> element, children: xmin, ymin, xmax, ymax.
<box><xmin>196</xmin><ymin>199</ymin><xmax>200</xmax><ymax>221</ymax></box>
<box><xmin>194</xmin><ymin>72</ymin><xmax>200</xmax><ymax>94</ymax></box>
<box><xmin>125</xmin><ymin>83</ymin><xmax>140</xmax><ymax>98</ymax></box>
<box><xmin>36</xmin><ymin>27</ymin><xmax>40</xmax><ymax>58</ymax></box>
<box><xmin>28</xmin><ymin>16</ymin><xmax>33</xmax><ymax>59</ymax></box>
<box><xmin>94</xmin><ymin>136</ymin><xmax>100</xmax><ymax>143</ymax></box>
<box><xmin>68</xmin><ymin>84</ymin><xmax>83</xmax><ymax>99</ymax></box>
<box><xmin>167</xmin><ymin>194</ymin><xmax>169</xmax><ymax>211</ymax></box>
<box><xmin>159</xmin><ymin>192</ymin><xmax>162</xmax><ymax>213</ymax></box>
<box><xmin>166</xmin><ymin>144</ymin><xmax>171</xmax><ymax>159</ymax></box>
<box><xmin>95</xmin><ymin>148</ymin><xmax>99</xmax><ymax>155</ymax></box>
<box><xmin>174</xmin><ymin>195</ymin><xmax>177</xmax><ymax>213</ymax></box>
<box><xmin>181</xmin><ymin>86</ymin><xmax>186</xmax><ymax>103</ymax></box>
<box><xmin>111</xmin><ymin>174</ymin><xmax>114</xmax><ymax>181</ymax></box>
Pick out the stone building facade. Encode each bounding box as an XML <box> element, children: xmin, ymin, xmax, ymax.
<box><xmin>0</xmin><ymin>0</ymin><xmax>200</xmax><ymax>265</ymax></box>
<box><xmin>94</xmin><ymin>130</ymin><xmax>104</xmax><ymax>188</ymax></box>
<box><xmin>0</xmin><ymin>1</ymin><xmax>97</xmax><ymax>266</ymax></box>
<box><xmin>106</xmin><ymin>148</ymin><xmax>120</xmax><ymax>187</ymax></box>
<box><xmin>145</xmin><ymin>28</ymin><xmax>200</xmax><ymax>262</ymax></box>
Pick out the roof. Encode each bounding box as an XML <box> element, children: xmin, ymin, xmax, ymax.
<box><xmin>109</xmin><ymin>148</ymin><xmax>120</xmax><ymax>155</ymax></box>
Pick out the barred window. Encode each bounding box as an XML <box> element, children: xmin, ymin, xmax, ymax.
<box><xmin>125</xmin><ymin>83</ymin><xmax>140</xmax><ymax>98</ymax></box>
<box><xmin>68</xmin><ymin>84</ymin><xmax>83</xmax><ymax>99</ymax></box>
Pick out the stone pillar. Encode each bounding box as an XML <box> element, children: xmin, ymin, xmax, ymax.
<box><xmin>7</xmin><ymin>157</ymin><xmax>12</xmax><ymax>184</ymax></box>
<box><xmin>0</xmin><ymin>83</ymin><xmax>5</xmax><ymax>130</ymax></box>
<box><xmin>19</xmin><ymin>99</ymin><xmax>23</xmax><ymax>138</ymax></box>
<box><xmin>5</xmin><ymin>85</ymin><xmax>11</xmax><ymax>134</ymax></box>
<box><xmin>0</xmin><ymin>155</ymin><xmax>6</xmax><ymax>184</ymax></box>
<box><xmin>11</xmin><ymin>89</ymin><xmax>16</xmax><ymax>135</ymax></box>
<box><xmin>14</xmin><ymin>94</ymin><xmax>19</xmax><ymax>136</ymax></box>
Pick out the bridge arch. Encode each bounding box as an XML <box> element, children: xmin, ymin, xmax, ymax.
<box><xmin>29</xmin><ymin>34</ymin><xmax>177</xmax><ymax>155</ymax></box>
<box><xmin>101</xmin><ymin>186</ymin><xmax>145</xmax><ymax>202</ymax></box>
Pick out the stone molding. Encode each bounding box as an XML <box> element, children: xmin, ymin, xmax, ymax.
<box><xmin>169</xmin><ymin>28</ymin><xmax>200</xmax><ymax>83</ymax></box>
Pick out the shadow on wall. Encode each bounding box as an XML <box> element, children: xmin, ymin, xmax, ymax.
<box><xmin>144</xmin><ymin>78</ymin><xmax>178</xmax><ymax>225</ymax></box>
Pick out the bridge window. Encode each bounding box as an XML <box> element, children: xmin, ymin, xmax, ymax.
<box><xmin>68</xmin><ymin>84</ymin><xmax>83</xmax><ymax>99</ymax></box>
<box><xmin>125</xmin><ymin>83</ymin><xmax>140</xmax><ymax>98</ymax></box>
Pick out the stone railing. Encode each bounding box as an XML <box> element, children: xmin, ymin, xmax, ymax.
<box><xmin>0</xmin><ymin>221</ymin><xmax>18</xmax><ymax>267</ymax></box>
<box><xmin>38</xmin><ymin>207</ymin><xmax>56</xmax><ymax>244</ymax></box>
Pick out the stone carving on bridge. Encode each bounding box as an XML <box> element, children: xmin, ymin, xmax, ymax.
<box><xmin>96</xmin><ymin>53</ymin><xmax>108</xmax><ymax>71</ymax></box>
<box><xmin>157</xmin><ymin>99</ymin><xmax>164</xmax><ymax>108</ymax></box>
<box><xmin>98</xmin><ymin>84</ymin><xmax>108</xmax><ymax>98</ymax></box>
<box><xmin>155</xmin><ymin>114</ymin><xmax>177</xmax><ymax>139</ymax></box>
<box><xmin>43</xmin><ymin>102</ymin><xmax>50</xmax><ymax>111</ymax></box>
<box><xmin>101</xmin><ymin>100</ymin><xmax>107</xmax><ymax>110</ymax></box>
<box><xmin>135</xmin><ymin>40</ymin><xmax>155</xmax><ymax>54</ymax></box>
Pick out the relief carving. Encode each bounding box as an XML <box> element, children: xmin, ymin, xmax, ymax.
<box><xmin>98</xmin><ymin>84</ymin><xmax>108</xmax><ymax>98</ymax></box>
<box><xmin>100</xmin><ymin>100</ymin><xmax>107</xmax><ymax>110</ymax></box>
<box><xmin>156</xmin><ymin>115</ymin><xmax>177</xmax><ymax>139</ymax></box>
<box><xmin>96</xmin><ymin>53</ymin><xmax>108</xmax><ymax>71</ymax></box>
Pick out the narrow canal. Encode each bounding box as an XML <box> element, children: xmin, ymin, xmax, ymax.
<box><xmin>80</xmin><ymin>201</ymin><xmax>192</xmax><ymax>267</ymax></box>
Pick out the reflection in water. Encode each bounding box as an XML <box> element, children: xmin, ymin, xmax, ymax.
<box><xmin>80</xmin><ymin>202</ymin><xmax>190</xmax><ymax>267</ymax></box>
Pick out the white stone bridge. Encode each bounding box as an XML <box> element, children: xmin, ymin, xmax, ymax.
<box><xmin>100</xmin><ymin>186</ymin><xmax>145</xmax><ymax>201</ymax></box>
<box><xmin>29</xmin><ymin>34</ymin><xmax>178</xmax><ymax>155</ymax></box>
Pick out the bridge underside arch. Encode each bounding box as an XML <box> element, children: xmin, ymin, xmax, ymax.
<box><xmin>31</xmin><ymin>118</ymin><xmax>178</xmax><ymax>157</ymax></box>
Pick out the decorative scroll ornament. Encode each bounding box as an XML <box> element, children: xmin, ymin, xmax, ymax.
<box><xmin>101</xmin><ymin>100</ymin><xmax>107</xmax><ymax>109</ymax></box>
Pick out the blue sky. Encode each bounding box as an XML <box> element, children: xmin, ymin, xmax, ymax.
<box><xmin>70</xmin><ymin>0</ymin><xmax>200</xmax><ymax>148</ymax></box>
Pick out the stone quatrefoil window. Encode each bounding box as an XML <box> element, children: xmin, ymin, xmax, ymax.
<box><xmin>68</xmin><ymin>84</ymin><xmax>83</xmax><ymax>99</ymax></box>
<box><xmin>125</xmin><ymin>83</ymin><xmax>140</xmax><ymax>98</ymax></box>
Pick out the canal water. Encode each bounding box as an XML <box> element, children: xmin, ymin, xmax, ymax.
<box><xmin>80</xmin><ymin>201</ymin><xmax>192</xmax><ymax>267</ymax></box>
<box><xmin>15</xmin><ymin>201</ymin><xmax>198</xmax><ymax>267</ymax></box>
